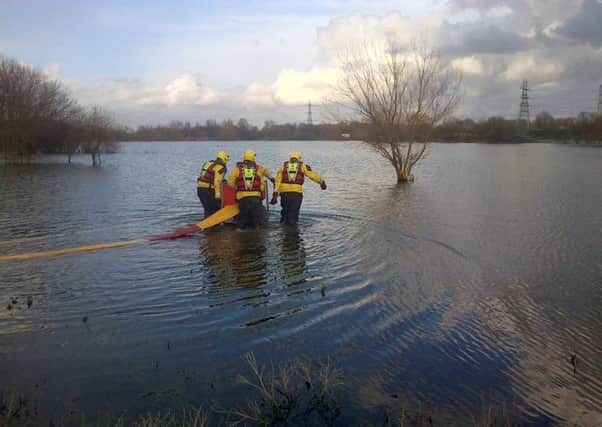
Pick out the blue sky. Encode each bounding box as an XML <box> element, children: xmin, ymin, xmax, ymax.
<box><xmin>1</xmin><ymin>0</ymin><xmax>601</xmax><ymax>126</ymax></box>
<box><xmin>1</xmin><ymin>1</ymin><xmax>436</xmax><ymax>82</ymax></box>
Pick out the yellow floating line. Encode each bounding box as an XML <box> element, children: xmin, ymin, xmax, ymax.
<box><xmin>0</xmin><ymin>238</ymin><xmax>149</xmax><ymax>262</ymax></box>
<box><xmin>0</xmin><ymin>204</ymin><xmax>241</xmax><ymax>262</ymax></box>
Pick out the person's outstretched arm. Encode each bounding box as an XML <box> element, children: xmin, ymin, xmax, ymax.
<box><xmin>302</xmin><ymin>164</ymin><xmax>326</xmax><ymax>189</ymax></box>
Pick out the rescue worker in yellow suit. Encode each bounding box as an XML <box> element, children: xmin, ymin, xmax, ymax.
<box><xmin>227</xmin><ymin>149</ymin><xmax>275</xmax><ymax>228</ymax></box>
<box><xmin>270</xmin><ymin>151</ymin><xmax>326</xmax><ymax>226</ymax></box>
<box><xmin>197</xmin><ymin>151</ymin><xmax>230</xmax><ymax>218</ymax></box>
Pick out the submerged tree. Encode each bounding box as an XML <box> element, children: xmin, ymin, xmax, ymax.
<box><xmin>333</xmin><ymin>42</ymin><xmax>461</xmax><ymax>182</ymax></box>
<box><xmin>80</xmin><ymin>106</ymin><xmax>118</xmax><ymax>166</ymax></box>
<box><xmin>0</xmin><ymin>55</ymin><xmax>119</xmax><ymax>165</ymax></box>
<box><xmin>0</xmin><ymin>56</ymin><xmax>75</xmax><ymax>162</ymax></box>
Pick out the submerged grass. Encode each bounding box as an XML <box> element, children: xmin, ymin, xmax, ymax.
<box><xmin>1</xmin><ymin>353</ymin><xmax>340</xmax><ymax>427</ymax></box>
<box><xmin>380</xmin><ymin>402</ymin><xmax>525</xmax><ymax>427</ymax></box>
<box><xmin>0</xmin><ymin>354</ymin><xmax>566</xmax><ymax>426</ymax></box>
<box><xmin>0</xmin><ymin>396</ymin><xmax>210</xmax><ymax>427</ymax></box>
<box><xmin>223</xmin><ymin>352</ymin><xmax>342</xmax><ymax>426</ymax></box>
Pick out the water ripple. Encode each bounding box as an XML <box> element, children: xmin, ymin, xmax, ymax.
<box><xmin>1</xmin><ymin>142</ymin><xmax>601</xmax><ymax>425</ymax></box>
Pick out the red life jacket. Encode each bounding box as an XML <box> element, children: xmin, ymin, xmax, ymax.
<box><xmin>283</xmin><ymin>161</ymin><xmax>305</xmax><ymax>185</ymax></box>
<box><xmin>198</xmin><ymin>160</ymin><xmax>224</xmax><ymax>187</ymax></box>
<box><xmin>235</xmin><ymin>161</ymin><xmax>262</xmax><ymax>192</ymax></box>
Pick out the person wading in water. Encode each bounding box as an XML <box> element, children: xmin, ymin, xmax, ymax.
<box><xmin>270</xmin><ymin>151</ymin><xmax>326</xmax><ymax>226</ymax></box>
<box><xmin>228</xmin><ymin>149</ymin><xmax>274</xmax><ymax>229</ymax></box>
<box><xmin>197</xmin><ymin>151</ymin><xmax>230</xmax><ymax>218</ymax></box>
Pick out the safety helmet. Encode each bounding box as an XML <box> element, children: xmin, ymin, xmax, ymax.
<box><xmin>216</xmin><ymin>151</ymin><xmax>230</xmax><ymax>162</ymax></box>
<box><xmin>289</xmin><ymin>151</ymin><xmax>301</xmax><ymax>161</ymax></box>
<box><xmin>243</xmin><ymin>149</ymin><xmax>256</xmax><ymax>162</ymax></box>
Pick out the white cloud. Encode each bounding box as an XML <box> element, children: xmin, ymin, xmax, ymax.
<box><xmin>485</xmin><ymin>5</ymin><xmax>513</xmax><ymax>18</ymax></box>
<box><xmin>273</xmin><ymin>66</ymin><xmax>339</xmax><ymax>105</ymax></box>
<box><xmin>451</xmin><ymin>56</ymin><xmax>484</xmax><ymax>74</ymax></box>
<box><xmin>135</xmin><ymin>73</ymin><xmax>220</xmax><ymax>106</ymax></box>
<box><xmin>316</xmin><ymin>12</ymin><xmax>443</xmax><ymax>60</ymax></box>
<box><xmin>542</xmin><ymin>21</ymin><xmax>563</xmax><ymax>38</ymax></box>
<box><xmin>502</xmin><ymin>55</ymin><xmax>562</xmax><ymax>81</ymax></box>
<box><xmin>55</xmin><ymin>2</ymin><xmax>602</xmax><ymax>125</ymax></box>
<box><xmin>239</xmin><ymin>83</ymin><xmax>276</xmax><ymax>107</ymax></box>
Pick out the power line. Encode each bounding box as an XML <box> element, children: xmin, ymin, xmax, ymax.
<box><xmin>306</xmin><ymin>100</ymin><xmax>313</xmax><ymax>125</ymax></box>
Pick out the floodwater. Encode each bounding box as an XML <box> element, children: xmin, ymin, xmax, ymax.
<box><xmin>0</xmin><ymin>141</ymin><xmax>601</xmax><ymax>425</ymax></box>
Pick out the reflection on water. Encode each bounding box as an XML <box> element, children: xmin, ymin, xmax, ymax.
<box><xmin>200</xmin><ymin>228</ymin><xmax>269</xmax><ymax>290</ymax></box>
<box><xmin>1</xmin><ymin>142</ymin><xmax>601</xmax><ymax>425</ymax></box>
<box><xmin>279</xmin><ymin>227</ymin><xmax>307</xmax><ymax>287</ymax></box>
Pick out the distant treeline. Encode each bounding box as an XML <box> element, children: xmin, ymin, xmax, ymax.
<box><xmin>121</xmin><ymin>112</ymin><xmax>602</xmax><ymax>143</ymax></box>
<box><xmin>0</xmin><ymin>55</ymin><xmax>119</xmax><ymax>165</ymax></box>
<box><xmin>119</xmin><ymin>119</ymin><xmax>367</xmax><ymax>141</ymax></box>
<box><xmin>2</xmin><ymin>54</ymin><xmax>601</xmax><ymax>166</ymax></box>
<box><xmin>435</xmin><ymin>112</ymin><xmax>602</xmax><ymax>143</ymax></box>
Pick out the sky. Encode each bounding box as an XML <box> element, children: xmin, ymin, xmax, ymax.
<box><xmin>1</xmin><ymin>0</ymin><xmax>601</xmax><ymax>127</ymax></box>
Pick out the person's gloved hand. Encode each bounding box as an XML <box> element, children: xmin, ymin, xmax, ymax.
<box><xmin>269</xmin><ymin>177</ymin><xmax>275</xmax><ymax>185</ymax></box>
<box><xmin>320</xmin><ymin>180</ymin><xmax>327</xmax><ymax>190</ymax></box>
<box><xmin>270</xmin><ymin>192</ymin><xmax>279</xmax><ymax>205</ymax></box>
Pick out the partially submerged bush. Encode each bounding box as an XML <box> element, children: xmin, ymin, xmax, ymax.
<box><xmin>1</xmin><ymin>355</ymin><xmax>532</xmax><ymax>427</ymax></box>
<box><xmin>1</xmin><ymin>355</ymin><xmax>342</xmax><ymax>427</ymax></box>
<box><xmin>226</xmin><ymin>352</ymin><xmax>342</xmax><ymax>426</ymax></box>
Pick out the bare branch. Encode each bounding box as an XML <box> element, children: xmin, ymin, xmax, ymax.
<box><xmin>332</xmin><ymin>40</ymin><xmax>462</xmax><ymax>182</ymax></box>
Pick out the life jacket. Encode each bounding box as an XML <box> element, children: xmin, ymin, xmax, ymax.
<box><xmin>283</xmin><ymin>161</ymin><xmax>305</xmax><ymax>185</ymax></box>
<box><xmin>235</xmin><ymin>161</ymin><xmax>262</xmax><ymax>192</ymax></box>
<box><xmin>198</xmin><ymin>160</ymin><xmax>223</xmax><ymax>187</ymax></box>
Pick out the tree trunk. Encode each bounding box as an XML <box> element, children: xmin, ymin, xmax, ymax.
<box><xmin>397</xmin><ymin>167</ymin><xmax>412</xmax><ymax>183</ymax></box>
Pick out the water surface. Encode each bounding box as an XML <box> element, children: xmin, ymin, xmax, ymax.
<box><xmin>1</xmin><ymin>142</ymin><xmax>601</xmax><ymax>425</ymax></box>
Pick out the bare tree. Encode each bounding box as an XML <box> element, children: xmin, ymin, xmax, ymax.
<box><xmin>333</xmin><ymin>42</ymin><xmax>461</xmax><ymax>182</ymax></box>
<box><xmin>62</xmin><ymin>106</ymin><xmax>86</xmax><ymax>163</ymax></box>
<box><xmin>80</xmin><ymin>106</ymin><xmax>118</xmax><ymax>166</ymax></box>
<box><xmin>0</xmin><ymin>56</ymin><xmax>44</xmax><ymax>162</ymax></box>
<box><xmin>0</xmin><ymin>55</ymin><xmax>76</xmax><ymax>162</ymax></box>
